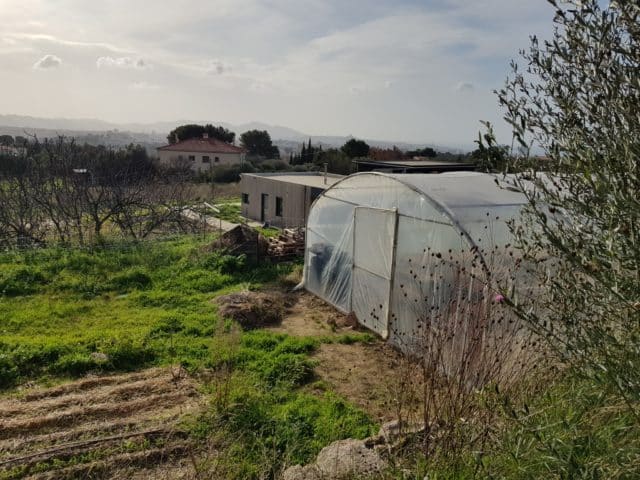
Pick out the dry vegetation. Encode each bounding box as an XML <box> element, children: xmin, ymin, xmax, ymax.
<box><xmin>0</xmin><ymin>367</ymin><xmax>201</xmax><ymax>479</ymax></box>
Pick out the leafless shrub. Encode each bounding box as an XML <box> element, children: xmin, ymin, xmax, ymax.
<box><xmin>389</xmin><ymin>239</ymin><xmax>550</xmax><ymax>463</ymax></box>
<box><xmin>0</xmin><ymin>170</ymin><xmax>47</xmax><ymax>247</ymax></box>
<box><xmin>0</xmin><ymin>136</ymin><xmax>198</xmax><ymax>247</ymax></box>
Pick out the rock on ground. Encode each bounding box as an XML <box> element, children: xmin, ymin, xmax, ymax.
<box><xmin>283</xmin><ymin>438</ymin><xmax>387</xmax><ymax>480</ymax></box>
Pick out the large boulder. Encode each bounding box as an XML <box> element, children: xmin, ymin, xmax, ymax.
<box><xmin>315</xmin><ymin>439</ymin><xmax>387</xmax><ymax>478</ymax></box>
<box><xmin>283</xmin><ymin>438</ymin><xmax>387</xmax><ymax>480</ymax></box>
<box><xmin>216</xmin><ymin>291</ymin><xmax>285</xmax><ymax>330</ymax></box>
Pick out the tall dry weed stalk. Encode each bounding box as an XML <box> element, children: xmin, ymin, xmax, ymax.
<box><xmin>389</xmin><ymin>238</ymin><xmax>549</xmax><ymax>462</ymax></box>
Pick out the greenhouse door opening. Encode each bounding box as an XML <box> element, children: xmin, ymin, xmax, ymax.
<box><xmin>351</xmin><ymin>207</ymin><xmax>397</xmax><ymax>339</ymax></box>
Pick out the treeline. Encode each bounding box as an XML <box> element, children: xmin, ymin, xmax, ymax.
<box><xmin>167</xmin><ymin>124</ymin><xmax>281</xmax><ymax>160</ymax></box>
<box><xmin>0</xmin><ymin>137</ymin><xmax>196</xmax><ymax>247</ymax></box>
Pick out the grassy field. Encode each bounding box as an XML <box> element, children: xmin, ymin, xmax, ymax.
<box><xmin>0</xmin><ymin>235</ymin><xmax>275</xmax><ymax>387</ymax></box>
<box><xmin>3</xmin><ymin>235</ymin><xmax>636</xmax><ymax>479</ymax></box>
<box><xmin>0</xmin><ymin>235</ymin><xmax>378</xmax><ymax>478</ymax></box>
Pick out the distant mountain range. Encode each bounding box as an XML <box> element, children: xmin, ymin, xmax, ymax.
<box><xmin>0</xmin><ymin>114</ymin><xmax>464</xmax><ymax>154</ymax></box>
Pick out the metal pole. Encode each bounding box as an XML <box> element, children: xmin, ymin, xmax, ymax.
<box><xmin>385</xmin><ymin>208</ymin><xmax>400</xmax><ymax>341</ymax></box>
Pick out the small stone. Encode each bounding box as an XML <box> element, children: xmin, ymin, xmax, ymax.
<box><xmin>282</xmin><ymin>464</ymin><xmax>322</xmax><ymax>480</ymax></box>
<box><xmin>90</xmin><ymin>352</ymin><xmax>109</xmax><ymax>363</ymax></box>
<box><xmin>315</xmin><ymin>438</ymin><xmax>387</xmax><ymax>478</ymax></box>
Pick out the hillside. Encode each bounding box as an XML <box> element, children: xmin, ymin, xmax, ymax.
<box><xmin>0</xmin><ymin>114</ymin><xmax>462</xmax><ymax>153</ymax></box>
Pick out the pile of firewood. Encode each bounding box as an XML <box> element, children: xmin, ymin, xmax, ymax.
<box><xmin>267</xmin><ymin>228</ymin><xmax>305</xmax><ymax>260</ymax></box>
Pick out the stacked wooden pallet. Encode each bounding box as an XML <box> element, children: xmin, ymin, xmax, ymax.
<box><xmin>267</xmin><ymin>228</ymin><xmax>305</xmax><ymax>259</ymax></box>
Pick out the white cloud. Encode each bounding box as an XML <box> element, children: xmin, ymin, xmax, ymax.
<box><xmin>456</xmin><ymin>81</ymin><xmax>474</xmax><ymax>92</ymax></box>
<box><xmin>0</xmin><ymin>0</ymin><xmax>553</xmax><ymax>145</ymax></box>
<box><xmin>96</xmin><ymin>56</ymin><xmax>148</xmax><ymax>69</ymax></box>
<box><xmin>7</xmin><ymin>33</ymin><xmax>126</xmax><ymax>53</ymax></box>
<box><xmin>130</xmin><ymin>81</ymin><xmax>162</xmax><ymax>90</ymax></box>
<box><xmin>33</xmin><ymin>54</ymin><xmax>62</xmax><ymax>69</ymax></box>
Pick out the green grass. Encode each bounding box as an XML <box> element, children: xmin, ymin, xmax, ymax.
<box><xmin>191</xmin><ymin>330</ymin><xmax>377</xmax><ymax>479</ymax></box>
<box><xmin>482</xmin><ymin>376</ymin><xmax>640</xmax><ymax>479</ymax></box>
<box><xmin>0</xmin><ymin>236</ymin><xmax>296</xmax><ymax>389</ymax></box>
<box><xmin>0</xmin><ymin>237</ymin><xmax>378</xmax><ymax>479</ymax></box>
<box><xmin>377</xmin><ymin>373</ymin><xmax>640</xmax><ymax>480</ymax></box>
<box><xmin>212</xmin><ymin>202</ymin><xmax>242</xmax><ymax>224</ymax></box>
<box><xmin>256</xmin><ymin>226</ymin><xmax>281</xmax><ymax>238</ymax></box>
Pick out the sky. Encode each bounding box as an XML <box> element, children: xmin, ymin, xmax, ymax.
<box><xmin>0</xmin><ymin>0</ymin><xmax>554</xmax><ymax>146</ymax></box>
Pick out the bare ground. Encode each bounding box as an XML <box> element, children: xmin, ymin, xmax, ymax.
<box><xmin>0</xmin><ymin>290</ymin><xmax>408</xmax><ymax>478</ymax></box>
<box><xmin>269</xmin><ymin>290</ymin><xmax>410</xmax><ymax>423</ymax></box>
<box><xmin>0</xmin><ymin>367</ymin><xmax>203</xmax><ymax>480</ymax></box>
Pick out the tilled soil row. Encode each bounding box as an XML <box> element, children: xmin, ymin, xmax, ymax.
<box><xmin>19</xmin><ymin>369</ymin><xmax>170</xmax><ymax>402</ymax></box>
<box><xmin>24</xmin><ymin>443</ymin><xmax>193</xmax><ymax>480</ymax></box>
<box><xmin>2</xmin><ymin>372</ymin><xmax>187</xmax><ymax>419</ymax></box>
<box><xmin>0</xmin><ymin>368</ymin><xmax>202</xmax><ymax>480</ymax></box>
<box><xmin>0</xmin><ymin>408</ymin><xmax>186</xmax><ymax>459</ymax></box>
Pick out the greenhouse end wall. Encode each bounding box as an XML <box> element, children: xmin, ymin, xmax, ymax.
<box><xmin>303</xmin><ymin>172</ymin><xmax>529</xmax><ymax>352</ymax></box>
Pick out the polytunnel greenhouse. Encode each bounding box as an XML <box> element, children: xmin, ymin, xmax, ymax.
<box><xmin>303</xmin><ymin>171</ymin><xmax>530</xmax><ymax>352</ymax></box>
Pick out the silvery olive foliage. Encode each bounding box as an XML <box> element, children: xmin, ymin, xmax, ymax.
<box><xmin>481</xmin><ymin>0</ymin><xmax>640</xmax><ymax>408</ymax></box>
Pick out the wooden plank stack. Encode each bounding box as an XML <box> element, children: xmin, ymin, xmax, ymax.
<box><xmin>267</xmin><ymin>228</ymin><xmax>305</xmax><ymax>260</ymax></box>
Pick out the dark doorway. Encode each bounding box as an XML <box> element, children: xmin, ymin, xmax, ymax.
<box><xmin>261</xmin><ymin>193</ymin><xmax>269</xmax><ymax>222</ymax></box>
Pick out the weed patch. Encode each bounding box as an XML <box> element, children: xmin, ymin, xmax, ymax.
<box><xmin>0</xmin><ymin>235</ymin><xmax>296</xmax><ymax>389</ymax></box>
<box><xmin>194</xmin><ymin>330</ymin><xmax>377</xmax><ymax>479</ymax></box>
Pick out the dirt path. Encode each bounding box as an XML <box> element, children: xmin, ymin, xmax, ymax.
<box><xmin>269</xmin><ymin>291</ymin><xmax>407</xmax><ymax>422</ymax></box>
<box><xmin>0</xmin><ymin>367</ymin><xmax>203</xmax><ymax>480</ymax></box>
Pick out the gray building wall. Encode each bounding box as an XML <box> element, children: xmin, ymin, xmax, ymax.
<box><xmin>240</xmin><ymin>175</ymin><xmax>328</xmax><ymax>228</ymax></box>
<box><xmin>158</xmin><ymin>150</ymin><xmax>245</xmax><ymax>173</ymax></box>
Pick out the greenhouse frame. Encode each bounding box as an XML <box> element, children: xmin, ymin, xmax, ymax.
<box><xmin>302</xmin><ymin>172</ymin><xmax>531</xmax><ymax>352</ymax></box>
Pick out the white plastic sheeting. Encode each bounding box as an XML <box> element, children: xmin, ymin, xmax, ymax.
<box><xmin>352</xmin><ymin>207</ymin><xmax>397</xmax><ymax>338</ymax></box>
<box><xmin>303</xmin><ymin>172</ymin><xmax>530</xmax><ymax>352</ymax></box>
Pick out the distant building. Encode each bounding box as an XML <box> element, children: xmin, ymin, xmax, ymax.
<box><xmin>240</xmin><ymin>172</ymin><xmax>344</xmax><ymax>228</ymax></box>
<box><xmin>353</xmin><ymin>158</ymin><xmax>477</xmax><ymax>174</ymax></box>
<box><xmin>157</xmin><ymin>133</ymin><xmax>246</xmax><ymax>173</ymax></box>
<box><xmin>0</xmin><ymin>145</ymin><xmax>26</xmax><ymax>157</ymax></box>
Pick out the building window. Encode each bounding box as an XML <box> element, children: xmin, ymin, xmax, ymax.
<box><xmin>275</xmin><ymin>197</ymin><xmax>283</xmax><ymax>217</ymax></box>
<box><xmin>178</xmin><ymin>155</ymin><xmax>184</xmax><ymax>161</ymax></box>
<box><xmin>242</xmin><ymin>193</ymin><xmax>249</xmax><ymax>204</ymax></box>
<box><xmin>202</xmin><ymin>156</ymin><xmax>210</xmax><ymax>163</ymax></box>
<box><xmin>214</xmin><ymin>156</ymin><xmax>220</xmax><ymax>163</ymax></box>
<box><xmin>188</xmin><ymin>155</ymin><xmax>195</xmax><ymax>161</ymax></box>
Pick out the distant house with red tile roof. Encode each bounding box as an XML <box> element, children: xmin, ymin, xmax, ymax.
<box><xmin>157</xmin><ymin>133</ymin><xmax>246</xmax><ymax>173</ymax></box>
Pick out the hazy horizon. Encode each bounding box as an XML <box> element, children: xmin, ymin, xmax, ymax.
<box><xmin>1</xmin><ymin>1</ymin><xmax>552</xmax><ymax>145</ymax></box>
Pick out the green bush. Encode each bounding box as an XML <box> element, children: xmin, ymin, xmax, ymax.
<box><xmin>0</xmin><ymin>355</ymin><xmax>19</xmax><ymax>389</ymax></box>
<box><xmin>209</xmin><ymin>163</ymin><xmax>256</xmax><ymax>183</ymax></box>
<box><xmin>108</xmin><ymin>269</ymin><xmax>153</xmax><ymax>292</ymax></box>
<box><xmin>256</xmin><ymin>352</ymin><xmax>315</xmax><ymax>387</ymax></box>
<box><xmin>200</xmin><ymin>253</ymin><xmax>247</xmax><ymax>274</ymax></box>
<box><xmin>0</xmin><ymin>267</ymin><xmax>48</xmax><ymax>296</ymax></box>
<box><xmin>53</xmin><ymin>353</ymin><xmax>101</xmax><ymax>376</ymax></box>
<box><xmin>149</xmin><ymin>316</ymin><xmax>184</xmax><ymax>337</ymax></box>
<box><xmin>104</xmin><ymin>339</ymin><xmax>156</xmax><ymax>371</ymax></box>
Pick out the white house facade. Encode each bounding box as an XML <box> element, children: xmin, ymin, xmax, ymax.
<box><xmin>157</xmin><ymin>134</ymin><xmax>246</xmax><ymax>173</ymax></box>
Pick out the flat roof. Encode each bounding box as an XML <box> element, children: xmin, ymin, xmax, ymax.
<box><xmin>354</xmin><ymin>159</ymin><xmax>475</xmax><ymax>168</ymax></box>
<box><xmin>242</xmin><ymin>172</ymin><xmax>344</xmax><ymax>189</ymax></box>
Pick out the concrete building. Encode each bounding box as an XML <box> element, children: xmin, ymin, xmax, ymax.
<box><xmin>240</xmin><ymin>172</ymin><xmax>344</xmax><ymax>227</ymax></box>
<box><xmin>157</xmin><ymin>134</ymin><xmax>246</xmax><ymax>173</ymax></box>
<box><xmin>353</xmin><ymin>158</ymin><xmax>477</xmax><ymax>174</ymax></box>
